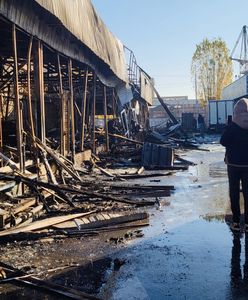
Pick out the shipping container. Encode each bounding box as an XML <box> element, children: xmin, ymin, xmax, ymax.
<box><xmin>208</xmin><ymin>100</ymin><xmax>234</xmax><ymax>130</ymax></box>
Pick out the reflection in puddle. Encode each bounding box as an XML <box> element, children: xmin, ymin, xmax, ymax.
<box><xmin>229</xmin><ymin>233</ymin><xmax>248</xmax><ymax>299</ymax></box>
<box><xmin>200</xmin><ymin>214</ymin><xmax>226</xmax><ymax>223</ymax></box>
<box><xmin>209</xmin><ymin>161</ymin><xmax>227</xmax><ymax>178</ymax></box>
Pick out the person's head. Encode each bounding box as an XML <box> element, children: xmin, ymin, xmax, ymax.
<box><xmin>234</xmin><ymin>98</ymin><xmax>248</xmax><ymax>113</ymax></box>
<box><xmin>233</xmin><ymin>98</ymin><xmax>248</xmax><ymax>129</ymax></box>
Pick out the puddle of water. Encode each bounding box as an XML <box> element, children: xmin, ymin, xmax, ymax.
<box><xmin>108</xmin><ymin>219</ymin><xmax>248</xmax><ymax>300</ymax></box>
<box><xmin>105</xmin><ymin>145</ymin><xmax>247</xmax><ymax>299</ymax></box>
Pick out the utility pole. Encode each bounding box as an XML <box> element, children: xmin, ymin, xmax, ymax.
<box><xmin>194</xmin><ymin>66</ymin><xmax>198</xmax><ymax>102</ymax></box>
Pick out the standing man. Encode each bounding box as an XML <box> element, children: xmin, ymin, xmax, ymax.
<box><xmin>108</xmin><ymin>118</ymin><xmax>122</xmax><ymax>151</ymax></box>
<box><xmin>220</xmin><ymin>98</ymin><xmax>248</xmax><ymax>232</ymax></box>
<box><xmin>197</xmin><ymin>114</ymin><xmax>205</xmax><ymax>137</ymax></box>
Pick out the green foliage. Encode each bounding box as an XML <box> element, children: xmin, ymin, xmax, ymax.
<box><xmin>191</xmin><ymin>38</ymin><xmax>233</xmax><ymax>106</ymax></box>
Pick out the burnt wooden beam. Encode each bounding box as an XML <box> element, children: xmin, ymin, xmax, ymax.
<box><xmin>34</xmin><ymin>40</ymin><xmax>46</xmax><ymax>144</ymax></box>
<box><xmin>4</xmin><ymin>85</ymin><xmax>10</xmax><ymax>119</ymax></box>
<box><xmin>27</xmin><ymin>36</ymin><xmax>36</xmax><ymax>142</ymax></box>
<box><xmin>0</xmin><ymin>262</ymin><xmax>101</xmax><ymax>300</ymax></box>
<box><xmin>57</xmin><ymin>54</ymin><xmax>66</xmax><ymax>156</ymax></box>
<box><xmin>112</xmin><ymin>88</ymin><xmax>116</xmax><ymax>117</ymax></box>
<box><xmin>68</xmin><ymin>58</ymin><xmax>75</xmax><ymax>161</ymax></box>
<box><xmin>0</xmin><ymin>61</ymin><xmax>28</xmax><ymax>92</ymax></box>
<box><xmin>0</xmin><ymin>95</ymin><xmax>3</xmax><ymax>167</ymax></box>
<box><xmin>0</xmin><ymin>173</ymin><xmax>155</xmax><ymax>207</ymax></box>
<box><xmin>12</xmin><ymin>24</ymin><xmax>24</xmax><ymax>172</ymax></box>
<box><xmin>34</xmin><ymin>137</ymin><xmax>82</xmax><ymax>182</ymax></box>
<box><xmin>108</xmin><ymin>133</ymin><xmax>143</xmax><ymax>145</ymax></box>
<box><xmin>103</xmin><ymin>86</ymin><xmax>109</xmax><ymax>152</ymax></box>
<box><xmin>92</xmin><ymin>74</ymin><xmax>96</xmax><ymax>154</ymax></box>
<box><xmin>80</xmin><ymin>68</ymin><xmax>88</xmax><ymax>151</ymax></box>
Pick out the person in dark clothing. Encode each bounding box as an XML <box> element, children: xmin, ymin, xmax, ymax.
<box><xmin>198</xmin><ymin>114</ymin><xmax>205</xmax><ymax>136</ymax></box>
<box><xmin>227</xmin><ymin>115</ymin><xmax>232</xmax><ymax>126</ymax></box>
<box><xmin>108</xmin><ymin>118</ymin><xmax>121</xmax><ymax>151</ymax></box>
<box><xmin>220</xmin><ymin>98</ymin><xmax>248</xmax><ymax>232</ymax></box>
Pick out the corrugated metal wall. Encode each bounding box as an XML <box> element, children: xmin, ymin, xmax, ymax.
<box><xmin>221</xmin><ymin>74</ymin><xmax>248</xmax><ymax>100</ymax></box>
<box><xmin>140</xmin><ymin>71</ymin><xmax>154</xmax><ymax>106</ymax></box>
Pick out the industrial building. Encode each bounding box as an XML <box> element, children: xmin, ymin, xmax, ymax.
<box><xmin>149</xmin><ymin>96</ymin><xmax>206</xmax><ymax>131</ymax></box>
<box><xmin>0</xmin><ymin>0</ymin><xmax>154</xmax><ymax>176</ymax></box>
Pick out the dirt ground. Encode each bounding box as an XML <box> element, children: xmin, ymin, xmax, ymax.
<box><xmin>1</xmin><ymin>137</ymin><xmax>245</xmax><ymax>300</ymax></box>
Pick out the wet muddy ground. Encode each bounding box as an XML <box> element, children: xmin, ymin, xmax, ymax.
<box><xmin>104</xmin><ymin>142</ymin><xmax>235</xmax><ymax>300</ymax></box>
<box><xmin>1</xmin><ymin>137</ymin><xmax>246</xmax><ymax>299</ymax></box>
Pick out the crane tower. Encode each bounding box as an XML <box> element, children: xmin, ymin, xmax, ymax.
<box><xmin>230</xmin><ymin>25</ymin><xmax>248</xmax><ymax>75</ymax></box>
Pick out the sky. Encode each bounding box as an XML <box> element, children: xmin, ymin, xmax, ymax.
<box><xmin>91</xmin><ymin>0</ymin><xmax>248</xmax><ymax>99</ymax></box>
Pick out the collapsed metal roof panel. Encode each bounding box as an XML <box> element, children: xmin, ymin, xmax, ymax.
<box><xmin>0</xmin><ymin>0</ymin><xmax>128</xmax><ymax>86</ymax></box>
<box><xmin>34</xmin><ymin>0</ymin><xmax>128</xmax><ymax>83</ymax></box>
<box><xmin>140</xmin><ymin>70</ymin><xmax>154</xmax><ymax>106</ymax></box>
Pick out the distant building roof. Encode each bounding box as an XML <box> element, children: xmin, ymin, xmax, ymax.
<box><xmin>152</xmin><ymin>96</ymin><xmax>199</xmax><ymax>107</ymax></box>
<box><xmin>153</xmin><ymin>96</ymin><xmax>188</xmax><ymax>106</ymax></box>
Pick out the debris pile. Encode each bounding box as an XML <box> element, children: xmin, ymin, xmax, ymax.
<box><xmin>0</xmin><ymin>134</ymin><xmax>185</xmax><ymax>241</ymax></box>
